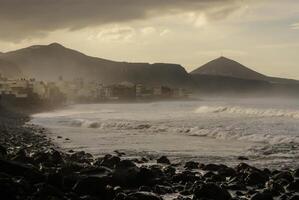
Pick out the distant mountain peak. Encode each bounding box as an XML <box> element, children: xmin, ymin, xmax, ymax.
<box><xmin>48</xmin><ymin>42</ymin><xmax>64</xmax><ymax>48</ymax></box>
<box><xmin>191</xmin><ymin>57</ymin><xmax>266</xmax><ymax>80</ymax></box>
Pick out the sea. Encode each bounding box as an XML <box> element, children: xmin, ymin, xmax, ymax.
<box><xmin>31</xmin><ymin>97</ymin><xmax>299</xmax><ymax>169</ymax></box>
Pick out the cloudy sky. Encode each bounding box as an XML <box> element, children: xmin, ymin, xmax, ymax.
<box><xmin>0</xmin><ymin>0</ymin><xmax>299</xmax><ymax>79</ymax></box>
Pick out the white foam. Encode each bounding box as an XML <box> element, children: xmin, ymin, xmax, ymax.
<box><xmin>195</xmin><ymin>105</ymin><xmax>299</xmax><ymax>118</ymax></box>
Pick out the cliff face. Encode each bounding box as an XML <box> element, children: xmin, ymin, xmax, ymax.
<box><xmin>0</xmin><ymin>43</ymin><xmax>192</xmax><ymax>87</ymax></box>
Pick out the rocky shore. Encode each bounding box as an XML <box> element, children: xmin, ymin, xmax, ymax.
<box><xmin>0</xmin><ymin>108</ymin><xmax>299</xmax><ymax>200</ymax></box>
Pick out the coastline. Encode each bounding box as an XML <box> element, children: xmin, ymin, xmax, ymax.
<box><xmin>0</xmin><ymin>107</ymin><xmax>299</xmax><ymax>200</ymax></box>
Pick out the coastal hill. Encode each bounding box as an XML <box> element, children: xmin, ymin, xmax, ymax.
<box><xmin>0</xmin><ymin>58</ymin><xmax>22</xmax><ymax>78</ymax></box>
<box><xmin>0</xmin><ymin>43</ymin><xmax>191</xmax><ymax>87</ymax></box>
<box><xmin>190</xmin><ymin>57</ymin><xmax>299</xmax><ymax>95</ymax></box>
<box><xmin>191</xmin><ymin>57</ymin><xmax>267</xmax><ymax>81</ymax></box>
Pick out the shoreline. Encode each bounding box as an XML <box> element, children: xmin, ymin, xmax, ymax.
<box><xmin>0</xmin><ymin>107</ymin><xmax>299</xmax><ymax>200</ymax></box>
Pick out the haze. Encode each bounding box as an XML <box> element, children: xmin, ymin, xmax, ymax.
<box><xmin>0</xmin><ymin>0</ymin><xmax>299</xmax><ymax>79</ymax></box>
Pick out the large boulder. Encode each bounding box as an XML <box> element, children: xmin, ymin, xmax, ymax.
<box><xmin>73</xmin><ymin>176</ymin><xmax>110</xmax><ymax>196</ymax></box>
<box><xmin>157</xmin><ymin>156</ymin><xmax>170</xmax><ymax>165</ymax></box>
<box><xmin>193</xmin><ymin>183</ymin><xmax>231</xmax><ymax>200</ymax></box>
<box><xmin>0</xmin><ymin>159</ymin><xmax>44</xmax><ymax>183</ymax></box>
<box><xmin>126</xmin><ymin>191</ymin><xmax>163</xmax><ymax>200</ymax></box>
<box><xmin>250</xmin><ymin>192</ymin><xmax>273</xmax><ymax>200</ymax></box>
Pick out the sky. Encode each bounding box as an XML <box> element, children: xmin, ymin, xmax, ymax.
<box><xmin>0</xmin><ymin>0</ymin><xmax>299</xmax><ymax>79</ymax></box>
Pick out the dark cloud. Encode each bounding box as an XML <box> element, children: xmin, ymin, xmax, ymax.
<box><xmin>0</xmin><ymin>0</ymin><xmax>243</xmax><ymax>41</ymax></box>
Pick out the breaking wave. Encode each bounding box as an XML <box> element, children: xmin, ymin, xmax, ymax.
<box><xmin>195</xmin><ymin>106</ymin><xmax>299</xmax><ymax>118</ymax></box>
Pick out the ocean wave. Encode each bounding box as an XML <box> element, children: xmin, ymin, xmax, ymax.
<box><xmin>195</xmin><ymin>105</ymin><xmax>299</xmax><ymax>118</ymax></box>
<box><xmin>61</xmin><ymin>119</ymin><xmax>152</xmax><ymax>130</ymax></box>
<box><xmin>179</xmin><ymin>126</ymin><xmax>299</xmax><ymax>145</ymax></box>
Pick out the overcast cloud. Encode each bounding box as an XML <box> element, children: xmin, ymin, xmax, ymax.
<box><xmin>0</xmin><ymin>0</ymin><xmax>244</xmax><ymax>41</ymax></box>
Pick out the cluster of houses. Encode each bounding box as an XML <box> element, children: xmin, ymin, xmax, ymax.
<box><xmin>56</xmin><ymin>76</ymin><xmax>190</xmax><ymax>102</ymax></box>
<box><xmin>0</xmin><ymin>74</ymin><xmax>65</xmax><ymax>107</ymax></box>
<box><xmin>0</xmin><ymin>74</ymin><xmax>190</xmax><ymax>107</ymax></box>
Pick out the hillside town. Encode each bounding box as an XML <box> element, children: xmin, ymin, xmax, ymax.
<box><xmin>0</xmin><ymin>74</ymin><xmax>190</xmax><ymax>107</ymax></box>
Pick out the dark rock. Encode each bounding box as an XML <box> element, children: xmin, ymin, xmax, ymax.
<box><xmin>154</xmin><ymin>184</ymin><xmax>173</xmax><ymax>194</ymax></box>
<box><xmin>238</xmin><ymin>156</ymin><xmax>249</xmax><ymax>161</ymax></box>
<box><xmin>286</xmin><ymin>180</ymin><xmax>299</xmax><ymax>192</ymax></box>
<box><xmin>163</xmin><ymin>166</ymin><xmax>176</xmax><ymax>176</ymax></box>
<box><xmin>294</xmin><ymin>168</ymin><xmax>299</xmax><ymax>178</ymax></box>
<box><xmin>250</xmin><ymin>192</ymin><xmax>273</xmax><ymax>200</ymax></box>
<box><xmin>200</xmin><ymin>163</ymin><xmax>223</xmax><ymax>171</ymax></box>
<box><xmin>193</xmin><ymin>183</ymin><xmax>231</xmax><ymax>200</ymax></box>
<box><xmin>34</xmin><ymin>183</ymin><xmax>64</xmax><ymax>198</ymax></box>
<box><xmin>47</xmin><ymin>170</ymin><xmax>64</xmax><ymax>188</ymax></box>
<box><xmin>0</xmin><ymin>159</ymin><xmax>44</xmax><ymax>183</ymax></box>
<box><xmin>265</xmin><ymin>180</ymin><xmax>285</xmax><ymax>196</ymax></box>
<box><xmin>0</xmin><ymin>145</ymin><xmax>7</xmax><ymax>158</ymax></box>
<box><xmin>157</xmin><ymin>156</ymin><xmax>170</xmax><ymax>165</ymax></box>
<box><xmin>97</xmin><ymin>154</ymin><xmax>121</xmax><ymax>168</ymax></box>
<box><xmin>289</xmin><ymin>195</ymin><xmax>299</xmax><ymax>200</ymax></box>
<box><xmin>184</xmin><ymin>161</ymin><xmax>199</xmax><ymax>169</ymax></box>
<box><xmin>73</xmin><ymin>176</ymin><xmax>110</xmax><ymax>196</ymax></box>
<box><xmin>245</xmin><ymin>171</ymin><xmax>268</xmax><ymax>186</ymax></box>
<box><xmin>172</xmin><ymin>170</ymin><xmax>201</xmax><ymax>183</ymax></box>
<box><xmin>70</xmin><ymin>151</ymin><xmax>93</xmax><ymax>163</ymax></box>
<box><xmin>112</xmin><ymin>161</ymin><xmax>140</xmax><ymax>186</ymax></box>
<box><xmin>273</xmin><ymin>171</ymin><xmax>294</xmax><ymax>183</ymax></box>
<box><xmin>139</xmin><ymin>185</ymin><xmax>152</xmax><ymax>192</ymax></box>
<box><xmin>126</xmin><ymin>191</ymin><xmax>163</xmax><ymax>200</ymax></box>
<box><xmin>218</xmin><ymin>167</ymin><xmax>236</xmax><ymax>177</ymax></box>
<box><xmin>116</xmin><ymin>159</ymin><xmax>136</xmax><ymax>169</ymax></box>
<box><xmin>236</xmin><ymin>163</ymin><xmax>259</xmax><ymax>173</ymax></box>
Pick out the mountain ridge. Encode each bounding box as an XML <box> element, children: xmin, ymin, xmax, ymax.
<box><xmin>0</xmin><ymin>43</ymin><xmax>192</xmax><ymax>87</ymax></box>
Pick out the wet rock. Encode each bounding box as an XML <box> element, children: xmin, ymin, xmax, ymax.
<box><xmin>137</xmin><ymin>166</ymin><xmax>163</xmax><ymax>186</ymax></box>
<box><xmin>163</xmin><ymin>166</ymin><xmax>176</xmax><ymax>176</ymax></box>
<box><xmin>200</xmin><ymin>163</ymin><xmax>223</xmax><ymax>171</ymax></box>
<box><xmin>250</xmin><ymin>192</ymin><xmax>273</xmax><ymax>200</ymax></box>
<box><xmin>236</xmin><ymin>163</ymin><xmax>259</xmax><ymax>173</ymax></box>
<box><xmin>172</xmin><ymin>170</ymin><xmax>201</xmax><ymax>183</ymax></box>
<box><xmin>70</xmin><ymin>151</ymin><xmax>93</xmax><ymax>164</ymax></box>
<box><xmin>218</xmin><ymin>167</ymin><xmax>236</xmax><ymax>177</ymax></box>
<box><xmin>34</xmin><ymin>183</ymin><xmax>64</xmax><ymax>199</ymax></box>
<box><xmin>286</xmin><ymin>180</ymin><xmax>299</xmax><ymax>192</ymax></box>
<box><xmin>289</xmin><ymin>195</ymin><xmax>299</xmax><ymax>200</ymax></box>
<box><xmin>0</xmin><ymin>159</ymin><xmax>44</xmax><ymax>183</ymax></box>
<box><xmin>265</xmin><ymin>180</ymin><xmax>285</xmax><ymax>196</ymax></box>
<box><xmin>73</xmin><ymin>176</ymin><xmax>110</xmax><ymax>196</ymax></box>
<box><xmin>238</xmin><ymin>156</ymin><xmax>249</xmax><ymax>161</ymax></box>
<box><xmin>47</xmin><ymin>170</ymin><xmax>64</xmax><ymax>189</ymax></box>
<box><xmin>184</xmin><ymin>161</ymin><xmax>199</xmax><ymax>169</ymax></box>
<box><xmin>112</xmin><ymin>160</ymin><xmax>140</xmax><ymax>186</ymax></box>
<box><xmin>157</xmin><ymin>156</ymin><xmax>170</xmax><ymax>165</ymax></box>
<box><xmin>273</xmin><ymin>171</ymin><xmax>294</xmax><ymax>183</ymax></box>
<box><xmin>193</xmin><ymin>183</ymin><xmax>231</xmax><ymax>200</ymax></box>
<box><xmin>245</xmin><ymin>171</ymin><xmax>268</xmax><ymax>186</ymax></box>
<box><xmin>293</xmin><ymin>168</ymin><xmax>299</xmax><ymax>178</ymax></box>
<box><xmin>154</xmin><ymin>184</ymin><xmax>173</xmax><ymax>195</ymax></box>
<box><xmin>97</xmin><ymin>154</ymin><xmax>121</xmax><ymax>168</ymax></box>
<box><xmin>126</xmin><ymin>191</ymin><xmax>163</xmax><ymax>200</ymax></box>
<box><xmin>0</xmin><ymin>145</ymin><xmax>7</xmax><ymax>158</ymax></box>
<box><xmin>139</xmin><ymin>185</ymin><xmax>152</xmax><ymax>192</ymax></box>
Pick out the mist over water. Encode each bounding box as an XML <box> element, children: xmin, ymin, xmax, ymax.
<box><xmin>31</xmin><ymin>97</ymin><xmax>299</xmax><ymax>168</ymax></box>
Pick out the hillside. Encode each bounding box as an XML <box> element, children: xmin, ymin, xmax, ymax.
<box><xmin>191</xmin><ymin>57</ymin><xmax>267</xmax><ymax>80</ymax></box>
<box><xmin>0</xmin><ymin>43</ymin><xmax>192</xmax><ymax>87</ymax></box>
<box><xmin>0</xmin><ymin>58</ymin><xmax>22</xmax><ymax>78</ymax></box>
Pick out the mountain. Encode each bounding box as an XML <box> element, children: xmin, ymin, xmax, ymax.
<box><xmin>190</xmin><ymin>56</ymin><xmax>299</xmax><ymax>96</ymax></box>
<box><xmin>191</xmin><ymin>57</ymin><xmax>267</xmax><ymax>81</ymax></box>
<box><xmin>0</xmin><ymin>43</ymin><xmax>191</xmax><ymax>87</ymax></box>
<box><xmin>0</xmin><ymin>58</ymin><xmax>22</xmax><ymax>78</ymax></box>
